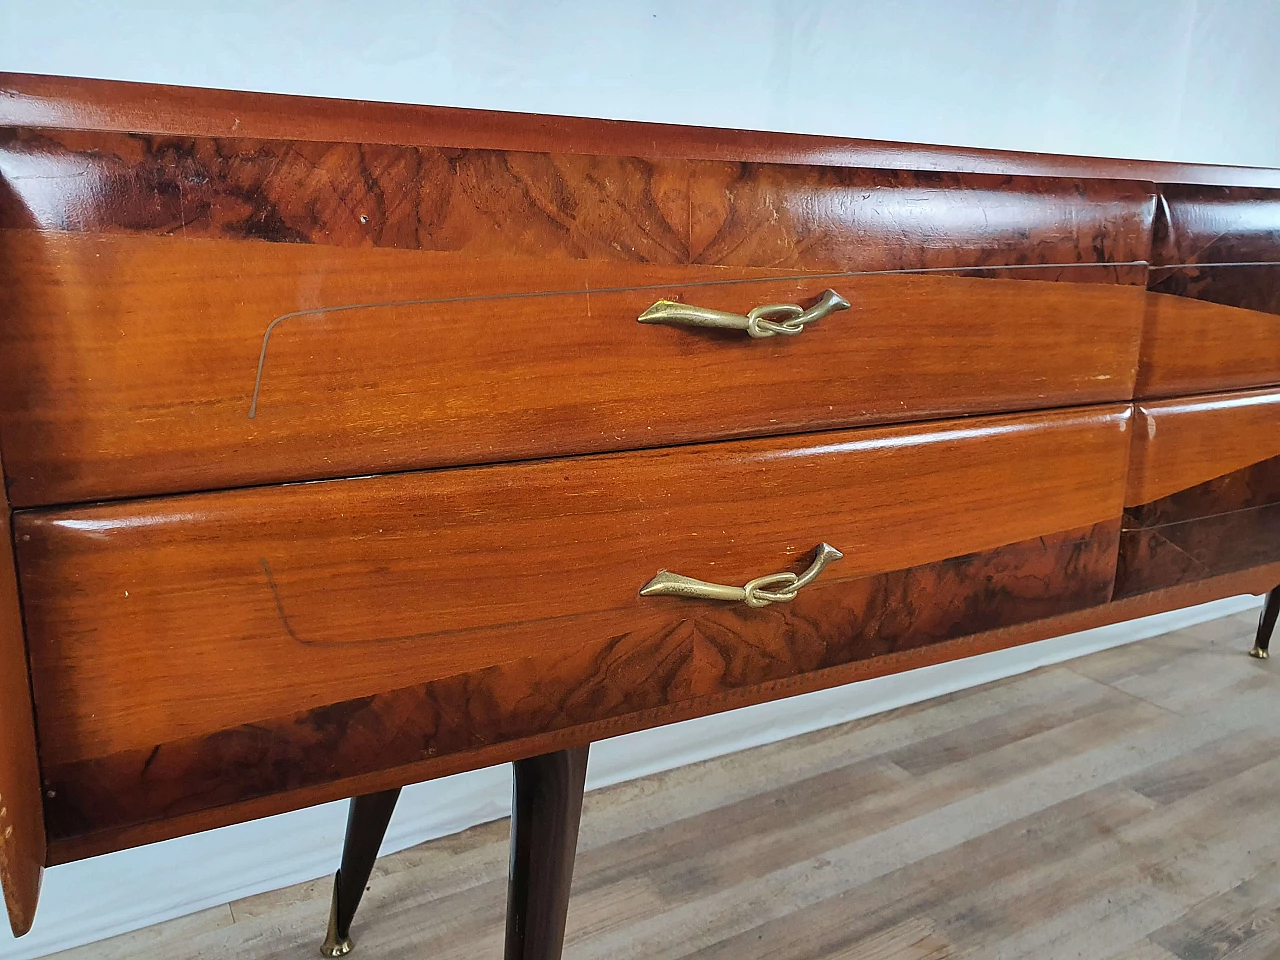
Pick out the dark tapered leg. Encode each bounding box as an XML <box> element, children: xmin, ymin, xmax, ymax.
<box><xmin>505</xmin><ymin>745</ymin><xmax>590</xmax><ymax>960</ymax></box>
<box><xmin>1252</xmin><ymin>586</ymin><xmax>1280</xmax><ymax>660</ymax></box>
<box><xmin>320</xmin><ymin>787</ymin><xmax>402</xmax><ymax>957</ymax></box>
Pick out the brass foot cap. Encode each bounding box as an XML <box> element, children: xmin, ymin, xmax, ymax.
<box><xmin>320</xmin><ymin>936</ymin><xmax>354</xmax><ymax>957</ymax></box>
<box><xmin>1250</xmin><ymin>646</ymin><xmax>1270</xmax><ymax>660</ymax></box>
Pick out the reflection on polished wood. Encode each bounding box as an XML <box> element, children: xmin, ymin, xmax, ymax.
<box><xmin>506</xmin><ymin>748</ymin><xmax>589</xmax><ymax>960</ymax></box>
<box><xmin>1138</xmin><ymin>283</ymin><xmax>1280</xmax><ymax>398</ymax></box>
<box><xmin>6</xmin><ymin>71</ymin><xmax>1280</xmax><ymax>186</ymax></box>
<box><xmin>43</xmin><ymin>610</ymin><xmax>1280</xmax><ymax>960</ymax></box>
<box><xmin>1124</xmin><ymin>389</ymin><xmax>1280</xmax><ymax>509</ymax></box>
<box><xmin>19</xmin><ymin>407</ymin><xmax>1129</xmax><ymax>848</ymax></box>
<box><xmin>4</xmin><ymin>72</ymin><xmax>1280</xmax><ymax>945</ymax></box>
<box><xmin>1139</xmin><ymin>181</ymin><xmax>1280</xmax><ymax>398</ymax></box>
<box><xmin>1118</xmin><ymin>390</ymin><xmax>1280</xmax><ymax>599</ymax></box>
<box><xmin>0</xmin><ymin>451</ymin><xmax>44</xmax><ymax>936</ymax></box>
<box><xmin>0</xmin><ymin>182</ymin><xmax>1150</xmax><ymax>505</ymax></box>
<box><xmin>0</xmin><ymin>230</ymin><xmax>1148</xmax><ymax>505</ymax></box>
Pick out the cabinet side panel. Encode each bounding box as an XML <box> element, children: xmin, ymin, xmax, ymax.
<box><xmin>0</xmin><ymin>451</ymin><xmax>44</xmax><ymax>935</ymax></box>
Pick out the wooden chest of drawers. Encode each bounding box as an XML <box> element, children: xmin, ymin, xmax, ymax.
<box><xmin>1</xmin><ymin>73</ymin><xmax>1278</xmax><ymax>956</ymax></box>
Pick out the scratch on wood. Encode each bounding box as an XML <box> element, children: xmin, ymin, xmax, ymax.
<box><xmin>259</xmin><ymin>558</ymin><xmax>302</xmax><ymax>644</ymax></box>
<box><xmin>245</xmin><ymin>261</ymin><xmax>1139</xmax><ymax>419</ymax></box>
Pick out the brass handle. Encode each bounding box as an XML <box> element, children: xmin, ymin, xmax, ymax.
<box><xmin>637</xmin><ymin>288</ymin><xmax>850</xmax><ymax>339</ymax></box>
<box><xmin>640</xmin><ymin>543</ymin><xmax>843</xmax><ymax>608</ymax></box>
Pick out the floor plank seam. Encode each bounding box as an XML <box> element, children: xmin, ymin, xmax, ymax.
<box><xmin>1062</xmin><ymin>664</ymin><xmax>1187</xmax><ymax>717</ymax></box>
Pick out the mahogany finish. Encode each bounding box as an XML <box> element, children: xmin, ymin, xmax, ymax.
<box><xmin>0</xmin><ymin>128</ymin><xmax>1153</xmax><ymax>266</ymax></box>
<box><xmin>0</xmin><ymin>232</ymin><xmax>1145</xmax><ymax>505</ymax></box>
<box><xmin>17</xmin><ymin>406</ymin><xmax>1129</xmax><ymax>836</ymax></box>
<box><xmin>1139</xmin><ymin>183</ymin><xmax>1280</xmax><ymax>398</ymax></box>
<box><xmin>0</xmin><ymin>126</ymin><xmax>1152</xmax><ymax>505</ymax></box>
<box><xmin>2</xmin><ymin>74</ymin><xmax>1280</xmax><ymax>947</ymax></box>
<box><xmin>1152</xmin><ymin>184</ymin><xmax>1280</xmax><ymax>265</ymax></box>
<box><xmin>506</xmin><ymin>747</ymin><xmax>589</xmax><ymax>960</ymax></box>
<box><xmin>1117</xmin><ymin>389</ymin><xmax>1280</xmax><ymax>599</ymax></box>
<box><xmin>3</xmin><ymin>72</ymin><xmax>1280</xmax><ymax>187</ymax></box>
<box><xmin>35</xmin><ymin>513</ymin><xmax>1121</xmax><ymax>843</ymax></box>
<box><xmin>0</xmin><ymin>452</ymin><xmax>43</xmax><ymax>936</ymax></box>
<box><xmin>42</xmin><ymin>556</ymin><xmax>1280</xmax><ymax>869</ymax></box>
<box><xmin>1123</xmin><ymin>389</ymin><xmax>1280</xmax><ymax>508</ymax></box>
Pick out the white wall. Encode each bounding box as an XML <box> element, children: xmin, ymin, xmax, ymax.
<box><xmin>3</xmin><ymin>0</ymin><xmax>1279</xmax><ymax>167</ymax></box>
<box><xmin>2</xmin><ymin>1</ymin><xmax>1278</xmax><ymax>956</ymax></box>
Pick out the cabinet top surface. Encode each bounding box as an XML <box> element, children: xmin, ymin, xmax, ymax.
<box><xmin>3</xmin><ymin>71</ymin><xmax>1280</xmax><ymax>188</ymax></box>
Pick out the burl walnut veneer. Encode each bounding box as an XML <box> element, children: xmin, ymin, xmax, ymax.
<box><xmin>1</xmin><ymin>74</ymin><xmax>1279</xmax><ymax>958</ymax></box>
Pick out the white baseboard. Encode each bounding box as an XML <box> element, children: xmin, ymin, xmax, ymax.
<box><xmin>3</xmin><ymin>593</ymin><xmax>1263</xmax><ymax>959</ymax></box>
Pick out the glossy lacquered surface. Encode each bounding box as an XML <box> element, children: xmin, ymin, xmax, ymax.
<box><xmin>0</xmin><ymin>452</ymin><xmax>43</xmax><ymax>936</ymax></box>
<box><xmin>4</xmin><ymin>72</ymin><xmax>1280</xmax><ymax>187</ymax></box>
<box><xmin>1139</xmin><ymin>183</ymin><xmax>1280</xmax><ymax>398</ymax></box>
<box><xmin>39</xmin><ymin>555</ymin><xmax>1280</xmax><ymax>867</ymax></box>
<box><xmin>0</xmin><ymin>233</ymin><xmax>1147</xmax><ymax>506</ymax></box>
<box><xmin>16</xmin><ymin>406</ymin><xmax>1131</xmax><ymax>846</ymax></box>
<box><xmin>3</xmin><ymin>75</ymin><xmax>1280</xmax><ymax>933</ymax></box>
<box><xmin>1124</xmin><ymin>388</ymin><xmax>1280</xmax><ymax>508</ymax></box>
<box><xmin>0</xmin><ymin>124</ymin><xmax>1153</xmax><ymax>505</ymax></box>
<box><xmin>1117</xmin><ymin>389</ymin><xmax>1280</xmax><ymax>599</ymax></box>
<box><xmin>506</xmin><ymin>747</ymin><xmax>589</xmax><ymax>960</ymax></box>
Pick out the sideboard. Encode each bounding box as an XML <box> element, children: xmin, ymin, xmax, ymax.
<box><xmin>1</xmin><ymin>73</ymin><xmax>1277</xmax><ymax>958</ymax></box>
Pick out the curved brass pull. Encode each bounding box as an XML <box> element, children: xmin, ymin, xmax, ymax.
<box><xmin>640</xmin><ymin>543</ymin><xmax>843</xmax><ymax>608</ymax></box>
<box><xmin>637</xmin><ymin>289</ymin><xmax>850</xmax><ymax>339</ymax></box>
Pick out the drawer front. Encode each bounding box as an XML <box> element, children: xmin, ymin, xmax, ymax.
<box><xmin>0</xmin><ymin>129</ymin><xmax>1152</xmax><ymax>505</ymax></box>
<box><xmin>16</xmin><ymin>405</ymin><xmax>1132</xmax><ymax>841</ymax></box>
<box><xmin>1139</xmin><ymin>184</ymin><xmax>1280</xmax><ymax>398</ymax></box>
<box><xmin>1116</xmin><ymin>388</ymin><xmax>1280</xmax><ymax>598</ymax></box>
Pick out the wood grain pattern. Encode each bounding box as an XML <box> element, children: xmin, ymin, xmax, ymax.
<box><xmin>5</xmin><ymin>73</ymin><xmax>1280</xmax><ymax>944</ymax></box>
<box><xmin>1127</xmin><ymin>452</ymin><xmax>1280</xmax><ymax>530</ymax></box>
<box><xmin>0</xmin><ymin>129</ymin><xmax>692</xmax><ymax>260</ymax></box>
<box><xmin>1124</xmin><ymin>388</ymin><xmax>1280</xmax><ymax>508</ymax></box>
<box><xmin>16</xmin><ymin>405</ymin><xmax>1131</xmax><ymax>768</ymax></box>
<box><xmin>16</xmin><ymin>406</ymin><xmax>1131</xmax><ymax>844</ymax></box>
<box><xmin>43</xmin><ymin>611</ymin><xmax>1280</xmax><ymax>960</ymax></box>
<box><xmin>1152</xmin><ymin>183</ymin><xmax>1280</xmax><ymax>266</ymax></box>
<box><xmin>5</xmin><ymin>71</ymin><xmax>1280</xmax><ymax>188</ymax></box>
<box><xmin>0</xmin><ymin>128</ymin><xmax>1154</xmax><ymax>269</ymax></box>
<box><xmin>0</xmin><ymin>125</ymin><xmax>1154</xmax><ymax>506</ymax></box>
<box><xmin>1137</xmin><ymin>184</ymin><xmax>1280</xmax><ymax>398</ymax></box>
<box><xmin>43</xmin><ymin>555</ymin><xmax>1280</xmax><ymax>867</ymax></box>
<box><xmin>1115</xmin><ymin>503</ymin><xmax>1280</xmax><ymax>599</ymax></box>
<box><xmin>38</xmin><ymin>518</ymin><xmax>1120</xmax><ymax>846</ymax></box>
<box><xmin>688</xmin><ymin>162</ymin><xmax>1153</xmax><ymax>271</ymax></box>
<box><xmin>1118</xmin><ymin>389</ymin><xmax>1280</xmax><ymax>599</ymax></box>
<box><xmin>0</xmin><ymin>450</ymin><xmax>44</xmax><ymax>936</ymax></box>
<box><xmin>0</xmin><ymin>230</ymin><xmax>1146</xmax><ymax>505</ymax></box>
<box><xmin>1138</xmin><ymin>279</ymin><xmax>1280</xmax><ymax>399</ymax></box>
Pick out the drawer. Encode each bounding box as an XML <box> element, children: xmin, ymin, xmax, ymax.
<box><xmin>0</xmin><ymin>128</ymin><xmax>1153</xmax><ymax>505</ymax></box>
<box><xmin>1139</xmin><ymin>184</ymin><xmax>1280</xmax><ymax>398</ymax></box>
<box><xmin>16</xmin><ymin>405</ymin><xmax>1132</xmax><ymax>842</ymax></box>
<box><xmin>1116</xmin><ymin>388</ymin><xmax>1280</xmax><ymax>598</ymax></box>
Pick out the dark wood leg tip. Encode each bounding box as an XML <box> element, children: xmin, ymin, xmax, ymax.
<box><xmin>505</xmin><ymin>745</ymin><xmax>590</xmax><ymax>960</ymax></box>
<box><xmin>1251</xmin><ymin>586</ymin><xmax>1279</xmax><ymax>661</ymax></box>
<box><xmin>318</xmin><ymin>788</ymin><xmax>401</xmax><ymax>956</ymax></box>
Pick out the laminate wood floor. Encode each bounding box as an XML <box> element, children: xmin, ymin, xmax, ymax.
<box><xmin>51</xmin><ymin>610</ymin><xmax>1280</xmax><ymax>959</ymax></box>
